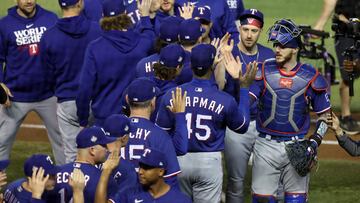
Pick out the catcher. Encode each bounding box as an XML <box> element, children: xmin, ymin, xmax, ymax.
<box><xmin>224</xmin><ymin>19</ymin><xmax>331</xmax><ymax>203</ymax></box>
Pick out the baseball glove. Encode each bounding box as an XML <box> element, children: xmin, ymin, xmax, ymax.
<box><xmin>285</xmin><ymin>140</ymin><xmax>318</xmax><ymax>177</ymax></box>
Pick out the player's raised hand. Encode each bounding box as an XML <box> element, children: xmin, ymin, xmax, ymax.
<box><xmin>178</xmin><ymin>2</ymin><xmax>194</xmax><ymax>20</ymax></box>
<box><xmin>138</xmin><ymin>0</ymin><xmax>151</xmax><ymax>17</ymax></box>
<box><xmin>223</xmin><ymin>51</ymin><xmax>241</xmax><ymax>79</ymax></box>
<box><xmin>0</xmin><ymin>83</ymin><xmax>13</xmax><ymax>108</ymax></box>
<box><xmin>102</xmin><ymin>150</ymin><xmax>120</xmax><ymax>172</ymax></box>
<box><xmin>28</xmin><ymin>167</ymin><xmax>49</xmax><ymax>199</ymax></box>
<box><xmin>211</xmin><ymin>38</ymin><xmax>224</xmax><ymax>66</ymax></box>
<box><xmin>219</xmin><ymin>33</ymin><xmax>234</xmax><ymax>53</ymax></box>
<box><xmin>69</xmin><ymin>168</ymin><xmax>86</xmax><ymax>192</ymax></box>
<box><xmin>167</xmin><ymin>87</ymin><xmax>187</xmax><ymax>113</ymax></box>
<box><xmin>239</xmin><ymin>61</ymin><xmax>258</xmax><ymax>88</ymax></box>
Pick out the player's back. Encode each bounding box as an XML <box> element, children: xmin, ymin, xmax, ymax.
<box><xmin>157</xmin><ymin>78</ymin><xmax>241</xmax><ymax>152</ymax></box>
<box><xmin>55</xmin><ymin>162</ymin><xmax>117</xmax><ymax>203</ymax></box>
<box><xmin>4</xmin><ymin>178</ymin><xmax>31</xmax><ymax>203</ymax></box>
<box><xmin>123</xmin><ymin>117</ymin><xmax>181</xmax><ymax>182</ymax></box>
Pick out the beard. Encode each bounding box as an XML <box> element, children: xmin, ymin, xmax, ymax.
<box><xmin>276</xmin><ymin>52</ymin><xmax>293</xmax><ymax>66</ymax></box>
<box><xmin>18</xmin><ymin>5</ymin><xmax>36</xmax><ymax>17</ymax></box>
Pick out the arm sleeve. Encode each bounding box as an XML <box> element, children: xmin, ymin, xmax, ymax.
<box><xmin>310</xmin><ymin>89</ymin><xmax>331</xmax><ymax>114</ymax></box>
<box><xmin>337</xmin><ymin>135</ymin><xmax>360</xmax><ymax>157</ymax></box>
<box><xmin>171</xmin><ymin>112</ymin><xmax>188</xmax><ymax>156</ymax></box>
<box><xmin>76</xmin><ymin>47</ymin><xmax>97</xmax><ymax>127</ymax></box>
<box><xmin>138</xmin><ymin>16</ymin><xmax>156</xmax><ymax>40</ymax></box>
<box><xmin>155</xmin><ymin>93</ymin><xmax>175</xmax><ymax>131</ymax></box>
<box><xmin>226</xmin><ymin>88</ymin><xmax>250</xmax><ymax>133</ymax></box>
<box><xmin>222</xmin><ymin>0</ymin><xmax>240</xmax><ymax>44</ymax></box>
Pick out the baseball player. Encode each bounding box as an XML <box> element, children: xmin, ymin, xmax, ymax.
<box><xmin>0</xmin><ymin>0</ymin><xmax>65</xmax><ymax>165</ymax></box>
<box><xmin>192</xmin><ymin>5</ymin><xmax>213</xmax><ymax>44</ymax></box>
<box><xmin>176</xmin><ymin>0</ymin><xmax>239</xmax><ymax>42</ymax></box>
<box><xmin>123</xmin><ymin>77</ymin><xmax>188</xmax><ymax>187</ymax></box>
<box><xmin>103</xmin><ymin>114</ymin><xmax>139</xmax><ymax>194</ymax></box>
<box><xmin>76</xmin><ymin>0</ymin><xmax>154</xmax><ymax>127</ymax></box>
<box><xmin>156</xmin><ymin>43</ymin><xmax>256</xmax><ymax>202</ymax></box>
<box><xmin>223</xmin><ymin>9</ymin><xmax>275</xmax><ymax>203</ymax></box>
<box><xmin>3</xmin><ymin>154</ymin><xmax>58</xmax><ymax>203</ymax></box>
<box><xmin>231</xmin><ymin>19</ymin><xmax>331</xmax><ymax>203</ymax></box>
<box><xmin>40</xmin><ymin>0</ymin><xmax>102</xmax><ymax>163</ymax></box>
<box><xmin>55</xmin><ymin>126</ymin><xmax>119</xmax><ymax>203</ymax></box>
<box><xmin>135</xmin><ymin>15</ymin><xmax>183</xmax><ymax>79</ymax></box>
<box><xmin>95</xmin><ymin>147</ymin><xmax>192</xmax><ymax>203</ymax></box>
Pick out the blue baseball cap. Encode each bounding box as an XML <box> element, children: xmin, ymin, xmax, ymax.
<box><xmin>102</xmin><ymin>0</ymin><xmax>126</xmax><ymax>17</ymax></box>
<box><xmin>159</xmin><ymin>16</ymin><xmax>182</xmax><ymax>43</ymax></box>
<box><xmin>239</xmin><ymin>9</ymin><xmax>264</xmax><ymax>28</ymax></box>
<box><xmin>179</xmin><ymin>19</ymin><xmax>204</xmax><ymax>42</ymax></box>
<box><xmin>159</xmin><ymin>44</ymin><xmax>185</xmax><ymax>68</ymax></box>
<box><xmin>24</xmin><ymin>154</ymin><xmax>58</xmax><ymax>177</ymax></box>
<box><xmin>76</xmin><ymin>126</ymin><xmax>117</xmax><ymax>148</ymax></box>
<box><xmin>139</xmin><ymin>148</ymin><xmax>167</xmax><ymax>169</ymax></box>
<box><xmin>58</xmin><ymin>0</ymin><xmax>79</xmax><ymax>7</ymax></box>
<box><xmin>0</xmin><ymin>160</ymin><xmax>10</xmax><ymax>171</ymax></box>
<box><xmin>191</xmin><ymin>43</ymin><xmax>216</xmax><ymax>71</ymax></box>
<box><xmin>127</xmin><ymin>78</ymin><xmax>160</xmax><ymax>103</ymax></box>
<box><xmin>193</xmin><ymin>6</ymin><xmax>211</xmax><ymax>23</ymax></box>
<box><xmin>103</xmin><ymin>114</ymin><xmax>130</xmax><ymax>138</ymax></box>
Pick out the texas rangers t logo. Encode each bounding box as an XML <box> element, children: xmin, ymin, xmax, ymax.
<box><xmin>250</xmin><ymin>9</ymin><xmax>258</xmax><ymax>14</ymax></box>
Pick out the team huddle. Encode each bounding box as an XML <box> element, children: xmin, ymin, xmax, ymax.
<box><xmin>0</xmin><ymin>0</ymin><xmax>336</xmax><ymax>202</ymax></box>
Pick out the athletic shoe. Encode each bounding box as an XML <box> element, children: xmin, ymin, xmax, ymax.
<box><xmin>340</xmin><ymin>116</ymin><xmax>360</xmax><ymax>135</ymax></box>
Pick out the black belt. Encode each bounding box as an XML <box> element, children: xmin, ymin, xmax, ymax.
<box><xmin>258</xmin><ymin>133</ymin><xmax>305</xmax><ymax>142</ymax></box>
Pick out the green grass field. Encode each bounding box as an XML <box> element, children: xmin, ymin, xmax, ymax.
<box><xmin>1</xmin><ymin>0</ymin><xmax>360</xmax><ymax>202</ymax></box>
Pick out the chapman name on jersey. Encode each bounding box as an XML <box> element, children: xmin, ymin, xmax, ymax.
<box><xmin>169</xmin><ymin>95</ymin><xmax>225</xmax><ymax>115</ymax></box>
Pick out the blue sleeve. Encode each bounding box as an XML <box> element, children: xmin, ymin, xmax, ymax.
<box><xmin>161</xmin><ymin>134</ymin><xmax>181</xmax><ymax>180</ymax></box>
<box><xmin>222</xmin><ymin>0</ymin><xmax>239</xmax><ymax>44</ymax></box>
<box><xmin>39</xmin><ymin>35</ymin><xmax>55</xmax><ymax>91</ymax></box>
<box><xmin>156</xmin><ymin>93</ymin><xmax>175</xmax><ymax>130</ymax></box>
<box><xmin>172</xmin><ymin>113</ymin><xmax>188</xmax><ymax>156</ymax></box>
<box><xmin>138</xmin><ymin>16</ymin><xmax>156</xmax><ymax>40</ymax></box>
<box><xmin>308</xmin><ymin>88</ymin><xmax>331</xmax><ymax>114</ymax></box>
<box><xmin>249</xmin><ymin>79</ymin><xmax>263</xmax><ymax>102</ymax></box>
<box><xmin>226</xmin><ymin>88</ymin><xmax>250</xmax><ymax>133</ymax></box>
<box><xmin>76</xmin><ymin>46</ymin><xmax>97</xmax><ymax>127</ymax></box>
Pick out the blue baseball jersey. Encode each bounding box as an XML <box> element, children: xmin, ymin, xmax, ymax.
<box><xmin>125</xmin><ymin>0</ymin><xmax>142</xmax><ymax>25</ymax></box>
<box><xmin>121</xmin><ymin>117</ymin><xmax>181</xmax><ymax>183</ymax></box>
<box><xmin>110</xmin><ymin>186</ymin><xmax>192</xmax><ymax>203</ymax></box>
<box><xmin>136</xmin><ymin>53</ymin><xmax>159</xmax><ymax>78</ymax></box>
<box><xmin>224</xmin><ymin>44</ymin><xmax>275</xmax><ymax>120</ymax></box>
<box><xmin>4</xmin><ymin>178</ymin><xmax>33</xmax><ymax>203</ymax></box>
<box><xmin>0</xmin><ymin>5</ymin><xmax>57</xmax><ymax>102</ymax></box>
<box><xmin>156</xmin><ymin>78</ymin><xmax>250</xmax><ymax>152</ymax></box>
<box><xmin>55</xmin><ymin>162</ymin><xmax>118</xmax><ymax>203</ymax></box>
<box><xmin>110</xmin><ymin>158</ymin><xmax>139</xmax><ymax>194</ymax></box>
<box><xmin>249</xmin><ymin>61</ymin><xmax>331</xmax><ymax>137</ymax></box>
<box><xmin>136</xmin><ymin>51</ymin><xmax>192</xmax><ymax>85</ymax></box>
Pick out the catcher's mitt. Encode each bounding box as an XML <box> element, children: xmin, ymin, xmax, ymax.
<box><xmin>285</xmin><ymin>140</ymin><xmax>318</xmax><ymax>177</ymax></box>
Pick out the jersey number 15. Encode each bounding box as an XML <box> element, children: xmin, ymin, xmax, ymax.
<box><xmin>185</xmin><ymin>113</ymin><xmax>212</xmax><ymax>141</ymax></box>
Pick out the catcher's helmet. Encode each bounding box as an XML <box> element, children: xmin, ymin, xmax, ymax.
<box><xmin>268</xmin><ymin>19</ymin><xmax>302</xmax><ymax>47</ymax></box>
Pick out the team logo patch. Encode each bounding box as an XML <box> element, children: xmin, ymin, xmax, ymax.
<box><xmin>279</xmin><ymin>78</ymin><xmax>293</xmax><ymax>88</ymax></box>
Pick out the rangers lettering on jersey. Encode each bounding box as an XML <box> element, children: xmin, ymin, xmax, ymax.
<box><xmin>56</xmin><ymin>171</ymin><xmax>90</xmax><ymax>185</ymax></box>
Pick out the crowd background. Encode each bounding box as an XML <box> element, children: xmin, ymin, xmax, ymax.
<box><xmin>0</xmin><ymin>0</ymin><xmax>360</xmax><ymax>202</ymax></box>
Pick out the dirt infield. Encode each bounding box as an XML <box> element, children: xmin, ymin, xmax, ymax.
<box><xmin>16</xmin><ymin>111</ymin><xmax>360</xmax><ymax>161</ymax></box>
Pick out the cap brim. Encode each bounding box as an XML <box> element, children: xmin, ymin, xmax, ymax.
<box><xmin>0</xmin><ymin>160</ymin><xmax>10</xmax><ymax>171</ymax></box>
<box><xmin>139</xmin><ymin>161</ymin><xmax>161</xmax><ymax>169</ymax></box>
<box><xmin>100</xmin><ymin>136</ymin><xmax>118</xmax><ymax>145</ymax></box>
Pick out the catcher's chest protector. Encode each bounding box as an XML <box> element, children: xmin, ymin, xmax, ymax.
<box><xmin>258</xmin><ymin>62</ymin><xmax>316</xmax><ymax>133</ymax></box>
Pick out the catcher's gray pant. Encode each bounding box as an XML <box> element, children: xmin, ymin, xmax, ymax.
<box><xmin>57</xmin><ymin>100</ymin><xmax>81</xmax><ymax>163</ymax></box>
<box><xmin>251</xmin><ymin>136</ymin><xmax>309</xmax><ymax>197</ymax></box>
<box><xmin>0</xmin><ymin>97</ymin><xmax>65</xmax><ymax>164</ymax></box>
<box><xmin>224</xmin><ymin>120</ymin><xmax>257</xmax><ymax>203</ymax></box>
<box><xmin>177</xmin><ymin>152</ymin><xmax>223</xmax><ymax>203</ymax></box>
